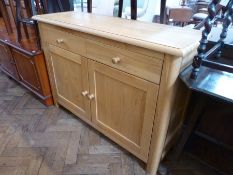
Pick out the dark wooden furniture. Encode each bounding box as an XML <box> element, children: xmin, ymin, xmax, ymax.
<box><xmin>176</xmin><ymin>64</ymin><xmax>233</xmax><ymax>156</ymax></box>
<box><xmin>0</xmin><ymin>36</ymin><xmax>53</xmax><ymax>106</ymax></box>
<box><xmin>118</xmin><ymin>0</ymin><xmax>123</xmax><ymax>17</ymax></box>
<box><xmin>15</xmin><ymin>0</ymin><xmax>39</xmax><ymax>46</ymax></box>
<box><xmin>160</xmin><ymin>0</ymin><xmax>167</xmax><ymax>23</ymax></box>
<box><xmin>191</xmin><ymin>0</ymin><xmax>232</xmax><ymax>79</ymax></box>
<box><xmin>130</xmin><ymin>0</ymin><xmax>137</xmax><ymax>20</ymax></box>
<box><xmin>167</xmin><ymin>6</ymin><xmax>193</xmax><ymax>26</ymax></box>
<box><xmin>0</xmin><ymin>0</ymin><xmax>13</xmax><ymax>34</ymax></box>
<box><xmin>0</xmin><ymin>0</ymin><xmax>53</xmax><ymax>105</ymax></box>
<box><xmin>87</xmin><ymin>0</ymin><xmax>92</xmax><ymax>13</ymax></box>
<box><xmin>174</xmin><ymin>1</ymin><xmax>233</xmax><ymax>168</ymax></box>
<box><xmin>117</xmin><ymin>0</ymin><xmax>137</xmax><ymax>20</ymax></box>
<box><xmin>15</xmin><ymin>0</ymin><xmax>75</xmax><ymax>44</ymax></box>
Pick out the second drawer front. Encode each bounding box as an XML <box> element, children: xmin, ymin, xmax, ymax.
<box><xmin>41</xmin><ymin>24</ymin><xmax>86</xmax><ymax>56</ymax></box>
<box><xmin>86</xmin><ymin>41</ymin><xmax>163</xmax><ymax>84</ymax></box>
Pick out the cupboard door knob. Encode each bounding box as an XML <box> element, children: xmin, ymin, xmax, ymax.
<box><xmin>81</xmin><ymin>91</ymin><xmax>89</xmax><ymax>96</ymax></box>
<box><xmin>56</xmin><ymin>39</ymin><xmax>64</xmax><ymax>44</ymax></box>
<box><xmin>112</xmin><ymin>57</ymin><xmax>120</xmax><ymax>64</ymax></box>
<box><xmin>87</xmin><ymin>94</ymin><xmax>95</xmax><ymax>100</ymax></box>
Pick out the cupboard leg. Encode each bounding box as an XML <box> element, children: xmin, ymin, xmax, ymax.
<box><xmin>55</xmin><ymin>103</ymin><xmax>59</xmax><ymax>108</ymax></box>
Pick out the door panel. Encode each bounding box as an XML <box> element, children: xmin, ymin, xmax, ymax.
<box><xmin>12</xmin><ymin>49</ymin><xmax>41</xmax><ymax>91</ymax></box>
<box><xmin>0</xmin><ymin>42</ymin><xmax>18</xmax><ymax>79</ymax></box>
<box><xmin>49</xmin><ymin>45</ymin><xmax>91</xmax><ymax>121</ymax></box>
<box><xmin>88</xmin><ymin>60</ymin><xmax>159</xmax><ymax>161</ymax></box>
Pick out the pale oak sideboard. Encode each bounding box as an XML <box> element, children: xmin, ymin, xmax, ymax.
<box><xmin>33</xmin><ymin>12</ymin><xmax>201</xmax><ymax>175</ymax></box>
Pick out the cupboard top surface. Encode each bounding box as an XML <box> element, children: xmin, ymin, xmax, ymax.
<box><xmin>33</xmin><ymin>11</ymin><xmax>201</xmax><ymax>57</ymax></box>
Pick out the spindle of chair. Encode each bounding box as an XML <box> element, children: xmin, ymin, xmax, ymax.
<box><xmin>56</xmin><ymin>0</ymin><xmax>64</xmax><ymax>12</ymax></box>
<box><xmin>87</xmin><ymin>0</ymin><xmax>92</xmax><ymax>13</ymax></box>
<box><xmin>215</xmin><ymin>1</ymin><xmax>233</xmax><ymax>58</ymax></box>
<box><xmin>15</xmin><ymin>0</ymin><xmax>41</xmax><ymax>49</ymax></box>
<box><xmin>39</xmin><ymin>0</ymin><xmax>64</xmax><ymax>14</ymax></box>
<box><xmin>190</xmin><ymin>0</ymin><xmax>233</xmax><ymax>79</ymax></box>
<box><xmin>117</xmin><ymin>0</ymin><xmax>137</xmax><ymax>20</ymax></box>
<box><xmin>0</xmin><ymin>0</ymin><xmax>13</xmax><ymax>34</ymax></box>
<box><xmin>40</xmin><ymin>0</ymin><xmax>48</xmax><ymax>13</ymax></box>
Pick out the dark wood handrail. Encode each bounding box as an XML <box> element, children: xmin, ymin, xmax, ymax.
<box><xmin>191</xmin><ymin>0</ymin><xmax>233</xmax><ymax>79</ymax></box>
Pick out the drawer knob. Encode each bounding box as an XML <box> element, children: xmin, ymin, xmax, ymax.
<box><xmin>87</xmin><ymin>94</ymin><xmax>95</xmax><ymax>100</ymax></box>
<box><xmin>56</xmin><ymin>39</ymin><xmax>64</xmax><ymax>44</ymax></box>
<box><xmin>112</xmin><ymin>57</ymin><xmax>120</xmax><ymax>64</ymax></box>
<box><xmin>81</xmin><ymin>91</ymin><xmax>89</xmax><ymax>96</ymax></box>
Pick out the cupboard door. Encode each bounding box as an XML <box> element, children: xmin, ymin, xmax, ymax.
<box><xmin>48</xmin><ymin>45</ymin><xmax>91</xmax><ymax>121</ymax></box>
<box><xmin>12</xmin><ymin>49</ymin><xmax>41</xmax><ymax>92</ymax></box>
<box><xmin>0</xmin><ymin>42</ymin><xmax>18</xmax><ymax>79</ymax></box>
<box><xmin>88</xmin><ymin>60</ymin><xmax>159</xmax><ymax>161</ymax></box>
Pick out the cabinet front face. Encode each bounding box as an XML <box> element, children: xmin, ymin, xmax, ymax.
<box><xmin>48</xmin><ymin>45</ymin><xmax>91</xmax><ymax>121</ymax></box>
<box><xmin>88</xmin><ymin>60</ymin><xmax>159</xmax><ymax>161</ymax></box>
<box><xmin>0</xmin><ymin>42</ymin><xmax>18</xmax><ymax>79</ymax></box>
<box><xmin>12</xmin><ymin>49</ymin><xmax>41</xmax><ymax>91</ymax></box>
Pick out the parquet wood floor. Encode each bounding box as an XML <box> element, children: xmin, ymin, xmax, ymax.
<box><xmin>0</xmin><ymin>68</ymin><xmax>220</xmax><ymax>175</ymax></box>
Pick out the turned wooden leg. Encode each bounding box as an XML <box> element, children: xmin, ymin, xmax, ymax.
<box><xmin>131</xmin><ymin>0</ymin><xmax>137</xmax><ymax>20</ymax></box>
<box><xmin>87</xmin><ymin>0</ymin><xmax>92</xmax><ymax>13</ymax></box>
<box><xmin>57</xmin><ymin>0</ymin><xmax>64</xmax><ymax>12</ymax></box>
<box><xmin>160</xmin><ymin>0</ymin><xmax>167</xmax><ymax>24</ymax></box>
<box><xmin>118</xmin><ymin>0</ymin><xmax>123</xmax><ymax>18</ymax></box>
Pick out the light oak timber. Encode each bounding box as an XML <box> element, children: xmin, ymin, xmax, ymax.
<box><xmin>88</xmin><ymin>60</ymin><xmax>159</xmax><ymax>161</ymax></box>
<box><xmin>33</xmin><ymin>11</ymin><xmax>200</xmax><ymax>57</ymax></box>
<box><xmin>34</xmin><ymin>11</ymin><xmax>201</xmax><ymax>175</ymax></box>
<box><xmin>41</xmin><ymin>24</ymin><xmax>86</xmax><ymax>56</ymax></box>
<box><xmin>147</xmin><ymin>54</ymin><xmax>187</xmax><ymax>174</ymax></box>
<box><xmin>86</xmin><ymin>40</ymin><xmax>163</xmax><ymax>84</ymax></box>
<box><xmin>48</xmin><ymin>45</ymin><xmax>91</xmax><ymax>121</ymax></box>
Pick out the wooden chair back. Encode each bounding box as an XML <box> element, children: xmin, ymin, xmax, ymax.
<box><xmin>168</xmin><ymin>7</ymin><xmax>193</xmax><ymax>26</ymax></box>
<box><xmin>118</xmin><ymin>0</ymin><xmax>137</xmax><ymax>20</ymax></box>
<box><xmin>195</xmin><ymin>0</ymin><xmax>210</xmax><ymax>13</ymax></box>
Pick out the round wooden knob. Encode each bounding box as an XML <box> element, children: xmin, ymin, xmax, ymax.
<box><xmin>112</xmin><ymin>57</ymin><xmax>120</xmax><ymax>64</ymax></box>
<box><xmin>81</xmin><ymin>91</ymin><xmax>89</xmax><ymax>96</ymax></box>
<box><xmin>56</xmin><ymin>39</ymin><xmax>64</xmax><ymax>44</ymax></box>
<box><xmin>88</xmin><ymin>94</ymin><xmax>95</xmax><ymax>100</ymax></box>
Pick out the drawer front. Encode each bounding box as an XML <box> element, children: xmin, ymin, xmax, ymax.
<box><xmin>86</xmin><ymin>41</ymin><xmax>163</xmax><ymax>84</ymax></box>
<box><xmin>40</xmin><ymin>24</ymin><xmax>86</xmax><ymax>56</ymax></box>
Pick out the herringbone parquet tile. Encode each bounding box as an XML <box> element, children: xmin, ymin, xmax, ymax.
<box><xmin>0</xmin><ymin>69</ymin><xmax>219</xmax><ymax>175</ymax></box>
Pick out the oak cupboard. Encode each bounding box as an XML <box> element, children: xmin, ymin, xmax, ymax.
<box><xmin>47</xmin><ymin>43</ymin><xmax>158</xmax><ymax>161</ymax></box>
<box><xmin>34</xmin><ymin>12</ymin><xmax>201</xmax><ymax>175</ymax></box>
